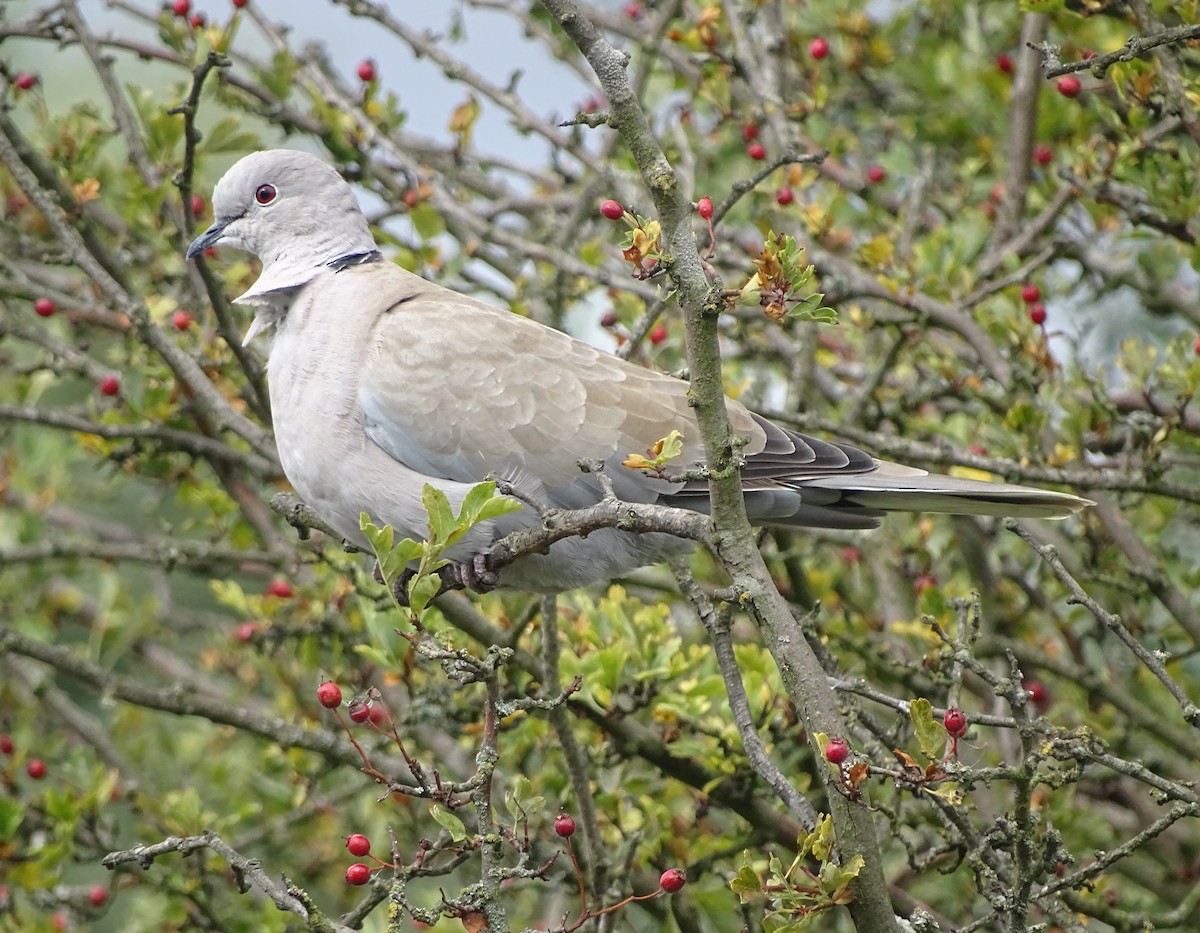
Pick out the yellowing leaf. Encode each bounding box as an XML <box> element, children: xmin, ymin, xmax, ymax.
<box><xmin>73</xmin><ymin>178</ymin><xmax>100</xmax><ymax>203</ymax></box>
<box><xmin>947</xmin><ymin>466</ymin><xmax>997</xmax><ymax>483</ymax></box>
<box><xmin>449</xmin><ymin>95</ymin><xmax>481</xmax><ymax>149</ymax></box>
<box><xmin>909</xmin><ymin>697</ymin><xmax>947</xmax><ymax>763</ymax></box>
<box><xmin>623</xmin><ymin>429</ymin><xmax>684</xmax><ymax>471</ymax></box>
<box><xmin>857</xmin><ymin>235</ymin><xmax>894</xmax><ymax>269</ymax></box>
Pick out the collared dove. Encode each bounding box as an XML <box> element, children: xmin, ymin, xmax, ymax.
<box><xmin>187</xmin><ymin>150</ymin><xmax>1091</xmax><ymax>592</ymax></box>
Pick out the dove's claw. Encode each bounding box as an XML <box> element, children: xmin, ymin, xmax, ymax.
<box><xmin>384</xmin><ymin>555</ymin><xmax>495</xmax><ymax>607</ymax></box>
<box><xmin>453</xmin><ymin>552</ymin><xmax>498</xmax><ymax>594</ymax></box>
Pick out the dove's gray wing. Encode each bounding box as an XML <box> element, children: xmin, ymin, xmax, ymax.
<box><xmin>353</xmin><ymin>263</ymin><xmax>885</xmax><ymax>518</ymax></box>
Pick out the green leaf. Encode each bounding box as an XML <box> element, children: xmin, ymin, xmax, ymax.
<box><xmin>379</xmin><ymin>537</ymin><xmax>423</xmax><ymax>588</ymax></box>
<box><xmin>910</xmin><ymin>698</ymin><xmax>947</xmax><ymax>762</ymax></box>
<box><xmin>730</xmin><ymin>863</ymin><xmax>762</xmax><ymax>899</ymax></box>
<box><xmin>473</xmin><ymin>492</ymin><xmax>523</xmax><ymax>524</ymax></box>
<box><xmin>422</xmin><ymin>485</ymin><xmax>455</xmax><ymax>546</ymax></box>
<box><xmin>803</xmin><ymin>813</ymin><xmax>835</xmax><ymax>862</ymax></box>
<box><xmin>458</xmin><ymin>481</ymin><xmax>500</xmax><ymax>528</ymax></box>
<box><xmin>44</xmin><ymin>788</ymin><xmax>77</xmax><ymax>822</ymax></box>
<box><xmin>787</xmin><ymin>294</ymin><xmax>837</xmax><ymax>323</ymax></box>
<box><xmin>407</xmin><ymin>571</ymin><xmax>441</xmax><ymax>616</ymax></box>
<box><xmin>0</xmin><ymin>794</ymin><xmax>23</xmax><ymax>840</ymax></box>
<box><xmin>360</xmin><ymin>513</ymin><xmax>393</xmax><ymax>557</ymax></box>
<box><xmin>447</xmin><ymin>482</ymin><xmax>521</xmax><ymax>551</ymax></box>
<box><xmin>410</xmin><ymin>204</ymin><xmax>446</xmax><ymax>241</ymax></box>
<box><xmin>818</xmin><ymin>854</ymin><xmax>864</xmax><ymax>895</ymax></box>
<box><xmin>430</xmin><ymin>804</ymin><xmax>467</xmax><ymax>842</ymax></box>
<box><xmin>353</xmin><ymin>644</ymin><xmax>395</xmax><ymax>668</ymax></box>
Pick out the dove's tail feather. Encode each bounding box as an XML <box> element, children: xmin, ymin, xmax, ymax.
<box><xmin>666</xmin><ymin>466</ymin><xmax>1091</xmax><ymax>529</ymax></box>
<box><xmin>785</xmin><ymin>463</ymin><xmax>1093</xmax><ymax>523</ymax></box>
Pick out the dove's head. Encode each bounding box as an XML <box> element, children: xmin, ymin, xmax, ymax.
<box><xmin>186</xmin><ymin>149</ymin><xmax>377</xmax><ymax>281</ymax></box>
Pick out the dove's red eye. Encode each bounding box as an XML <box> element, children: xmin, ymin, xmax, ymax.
<box><xmin>255</xmin><ymin>184</ymin><xmax>277</xmax><ymax>205</ymax></box>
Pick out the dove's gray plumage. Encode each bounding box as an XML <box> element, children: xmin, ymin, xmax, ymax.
<box><xmin>188</xmin><ymin>150</ymin><xmax>1092</xmax><ymax>592</ymax></box>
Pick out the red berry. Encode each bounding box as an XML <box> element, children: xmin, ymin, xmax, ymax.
<box><xmin>1026</xmin><ymin>680</ymin><xmax>1050</xmax><ymax>707</ymax></box>
<box><xmin>0</xmin><ymin>734</ymin><xmax>12</xmax><ymax>754</ymax></box>
<box><xmin>34</xmin><ymin>297</ymin><xmax>56</xmax><ymax>317</ymax></box>
<box><xmin>1194</xmin><ymin>335</ymin><xmax>1200</xmax><ymax>356</ymax></box>
<box><xmin>233</xmin><ymin>0</ymin><xmax>249</xmax><ymax>7</ymax></box>
<box><xmin>599</xmin><ymin>310</ymin><xmax>618</xmax><ymax>328</ymax></box>
<box><xmin>775</xmin><ymin>187</ymin><xmax>794</xmax><ymax>206</ymax></box>
<box><xmin>1029</xmin><ymin>302</ymin><xmax>1046</xmax><ymax>326</ymax></box>
<box><xmin>357</xmin><ymin>59</ymin><xmax>377</xmax><ymax>82</ymax></box>
<box><xmin>649</xmin><ymin>323</ymin><xmax>668</xmax><ymax>346</ymax></box>
<box><xmin>191</xmin><ymin>194</ymin><xmax>205</xmax><ymax>216</ymax></box>
<box><xmin>14</xmin><ymin>73</ymin><xmax>37</xmax><ymax>91</ymax></box>
<box><xmin>98</xmin><ymin>375</ymin><xmax>120</xmax><ymax>397</ymax></box>
<box><xmin>172</xmin><ymin>0</ymin><xmax>190</xmax><ymax>17</ymax></box>
<box><xmin>346</xmin><ymin>833</ymin><xmax>371</xmax><ymax>856</ymax></box>
<box><xmin>171</xmin><ymin>309</ymin><xmax>194</xmax><ymax>331</ymax></box>
<box><xmin>52</xmin><ymin>914</ymin><xmax>66</xmax><ymax>931</ymax></box>
<box><xmin>265</xmin><ymin>579</ymin><xmax>293</xmax><ymax>598</ymax></box>
<box><xmin>914</xmin><ymin>574</ymin><xmax>936</xmax><ymax>594</ymax></box>
<box><xmin>943</xmin><ymin>707</ymin><xmax>968</xmax><ymax>738</ymax></box>
<box><xmin>989</xmin><ymin>182</ymin><xmax>1006</xmax><ymax>204</ymax></box>
<box><xmin>996</xmin><ymin>52</ymin><xmax>1013</xmax><ymax>74</ymax></box>
<box><xmin>234</xmin><ymin>621</ymin><xmax>260</xmax><ymax>641</ymax></box>
<box><xmin>189</xmin><ymin>12</ymin><xmax>206</xmax><ymax>27</ymax></box>
<box><xmin>1033</xmin><ymin>145</ymin><xmax>1052</xmax><ymax>166</ymax></box>
<box><xmin>696</xmin><ymin>196</ymin><xmax>714</xmax><ymax>219</ymax></box>
<box><xmin>624</xmin><ymin>2</ymin><xmax>643</xmax><ymax>19</ymax></box>
<box><xmin>317</xmin><ymin>681</ymin><xmax>343</xmax><ymax>709</ymax></box>
<box><xmin>554</xmin><ymin>813</ymin><xmax>576</xmax><ymax>838</ymax></box>
<box><xmin>1056</xmin><ymin>75</ymin><xmax>1081</xmax><ymax>98</ymax></box>
<box><xmin>1020</xmin><ymin>283</ymin><xmax>1041</xmax><ymax>304</ymax></box>
<box><xmin>866</xmin><ymin>164</ymin><xmax>885</xmax><ymax>184</ymax></box>
<box><xmin>348</xmin><ymin>698</ymin><xmax>371</xmax><ymax>723</ymax></box>
<box><xmin>26</xmin><ymin>758</ymin><xmax>46</xmax><ymax>779</ymax></box>
<box><xmin>824</xmin><ymin>737</ymin><xmax>849</xmax><ymax>764</ymax></box>
<box><xmin>741</xmin><ymin>122</ymin><xmax>759</xmax><ymax>141</ymax></box>
<box><xmin>599</xmin><ymin>199</ymin><xmax>624</xmax><ymax>220</ymax></box>
<box><xmin>809</xmin><ymin>36</ymin><xmax>829</xmax><ymax>60</ymax></box>
<box><xmin>746</xmin><ymin>142</ymin><xmax>766</xmax><ymax>160</ymax></box>
<box><xmin>88</xmin><ymin>885</ymin><xmax>109</xmax><ymax>907</ymax></box>
<box><xmin>345</xmin><ymin>863</ymin><xmax>371</xmax><ymax>886</ymax></box>
<box><xmin>367</xmin><ymin>704</ymin><xmax>388</xmax><ymax>726</ymax></box>
<box><xmin>659</xmin><ymin>868</ymin><xmax>687</xmax><ymax>893</ymax></box>
<box><xmin>203</xmin><ymin>246</ymin><xmax>217</xmax><ymax>259</ymax></box>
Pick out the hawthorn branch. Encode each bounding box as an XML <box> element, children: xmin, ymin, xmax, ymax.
<box><xmin>539</xmin><ymin>594</ymin><xmax>610</xmax><ymax>899</ymax></box>
<box><xmin>0</xmin><ymin>538</ymin><xmax>283</xmax><ymax>573</ymax></box>
<box><xmin>987</xmin><ymin>12</ymin><xmax>1046</xmax><ymax>251</ymax></box>
<box><xmin>1030</xmin><ymin>24</ymin><xmax>1200</xmax><ymax>79</ymax></box>
<box><xmin>173</xmin><ymin>48</ymin><xmax>272</xmax><ymax>423</ymax></box>
<box><xmin>60</xmin><ymin>0</ymin><xmax>160</xmax><ymax>190</ymax></box>
<box><xmin>671</xmin><ymin>558</ymin><xmax>819</xmax><ymax>829</ymax></box>
<box><xmin>101</xmin><ymin>830</ymin><xmax>356</xmax><ymax>933</ymax></box>
<box><xmin>0</xmin><ymin>402</ymin><xmax>278</xmax><ymax>477</ymax></box>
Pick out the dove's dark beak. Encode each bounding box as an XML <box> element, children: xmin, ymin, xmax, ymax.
<box><xmin>186</xmin><ymin>220</ymin><xmax>229</xmax><ymax>260</ymax></box>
